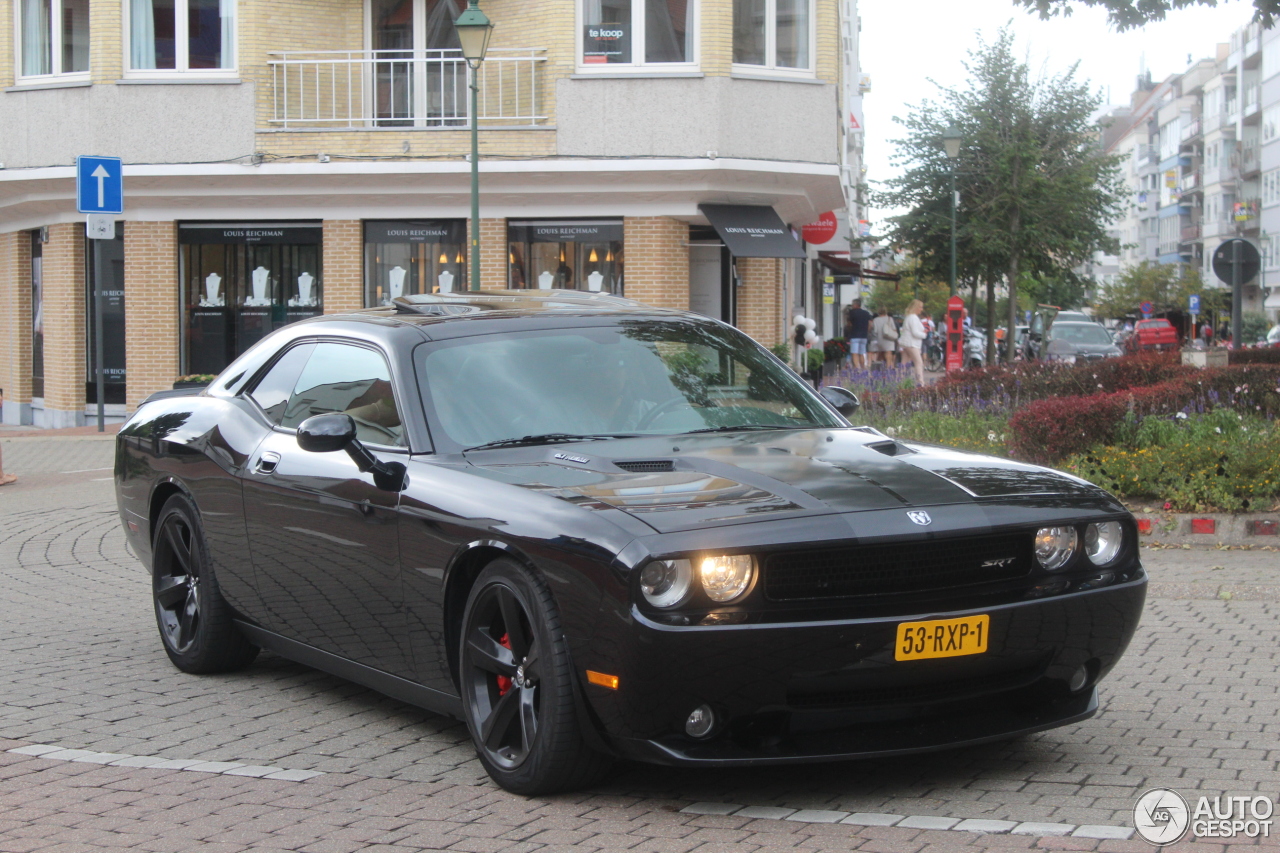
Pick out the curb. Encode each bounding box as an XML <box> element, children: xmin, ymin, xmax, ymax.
<box><xmin>1131</xmin><ymin>512</ymin><xmax>1280</xmax><ymax>546</ymax></box>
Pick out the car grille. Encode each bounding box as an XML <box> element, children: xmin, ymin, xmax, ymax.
<box><xmin>763</xmin><ymin>534</ymin><xmax>1031</xmax><ymax>602</ymax></box>
<box><xmin>787</xmin><ymin>662</ymin><xmax>1045</xmax><ymax>709</ymax></box>
<box><xmin>615</xmin><ymin>460</ymin><xmax>675</xmax><ymax>472</ymax></box>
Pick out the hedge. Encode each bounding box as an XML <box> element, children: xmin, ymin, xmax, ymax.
<box><xmin>1007</xmin><ymin>365</ymin><xmax>1280</xmax><ymax>464</ymax></box>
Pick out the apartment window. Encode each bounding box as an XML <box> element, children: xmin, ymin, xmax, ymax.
<box><xmin>18</xmin><ymin>0</ymin><xmax>89</xmax><ymax>78</ymax></box>
<box><xmin>733</xmin><ymin>0</ymin><xmax>810</xmax><ymax>72</ymax></box>
<box><xmin>1264</xmin><ymin>104</ymin><xmax>1280</xmax><ymax>143</ymax></box>
<box><xmin>1264</xmin><ymin>169</ymin><xmax>1280</xmax><ymax>206</ymax></box>
<box><xmin>1158</xmin><ymin>216</ymin><xmax>1179</xmax><ymax>255</ymax></box>
<box><xmin>580</xmin><ymin>0</ymin><xmax>696</xmax><ymax>68</ymax></box>
<box><xmin>128</xmin><ymin>0</ymin><xmax>234</xmax><ymax>71</ymax></box>
<box><xmin>1158</xmin><ymin>120</ymin><xmax>1180</xmax><ymax>160</ymax></box>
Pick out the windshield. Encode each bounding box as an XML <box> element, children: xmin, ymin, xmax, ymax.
<box><xmin>416</xmin><ymin>319</ymin><xmax>843</xmax><ymax>449</ymax></box>
<box><xmin>1049</xmin><ymin>323</ymin><xmax>1114</xmax><ymax>345</ymax></box>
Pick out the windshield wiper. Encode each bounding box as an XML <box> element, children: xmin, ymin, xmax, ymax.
<box><xmin>682</xmin><ymin>424</ymin><xmax>795</xmax><ymax>435</ymax></box>
<box><xmin>464</xmin><ymin>433</ymin><xmax>638</xmax><ymax>451</ymax></box>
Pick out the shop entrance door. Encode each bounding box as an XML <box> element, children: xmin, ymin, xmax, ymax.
<box><xmin>688</xmin><ymin>243</ymin><xmax>733</xmax><ymax>324</ymax></box>
<box><xmin>369</xmin><ymin>0</ymin><xmax>466</xmax><ymax>126</ymax></box>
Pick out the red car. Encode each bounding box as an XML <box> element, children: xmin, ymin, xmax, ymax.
<box><xmin>1129</xmin><ymin>319</ymin><xmax>1179</xmax><ymax>352</ymax></box>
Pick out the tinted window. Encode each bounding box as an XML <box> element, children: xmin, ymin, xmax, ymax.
<box><xmin>248</xmin><ymin>343</ymin><xmax>315</xmax><ymax>423</ymax></box>
<box><xmin>417</xmin><ymin>320</ymin><xmax>842</xmax><ymax>450</ymax></box>
<box><xmin>281</xmin><ymin>343</ymin><xmax>404</xmax><ymax>446</ymax></box>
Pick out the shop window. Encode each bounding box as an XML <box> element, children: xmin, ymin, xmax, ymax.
<box><xmin>507</xmin><ymin>220</ymin><xmax>624</xmax><ymax>294</ymax></box>
<box><xmin>732</xmin><ymin>0</ymin><xmax>810</xmax><ymax>73</ymax></box>
<box><xmin>579</xmin><ymin>0</ymin><xmax>696</xmax><ymax>69</ymax></box>
<box><xmin>364</xmin><ymin>220</ymin><xmax>467</xmax><ymax>305</ymax></box>
<box><xmin>128</xmin><ymin>0</ymin><xmax>234</xmax><ymax>72</ymax></box>
<box><xmin>85</xmin><ymin>223</ymin><xmax>127</xmax><ymax>405</ymax></box>
<box><xmin>18</xmin><ymin>0</ymin><xmax>89</xmax><ymax>79</ymax></box>
<box><xmin>179</xmin><ymin>223</ymin><xmax>322</xmax><ymax>377</ymax></box>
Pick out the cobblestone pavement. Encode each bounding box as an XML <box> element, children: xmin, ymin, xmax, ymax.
<box><xmin>0</xmin><ymin>437</ymin><xmax>1276</xmax><ymax>851</ymax></box>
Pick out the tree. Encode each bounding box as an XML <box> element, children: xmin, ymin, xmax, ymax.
<box><xmin>1015</xmin><ymin>0</ymin><xmax>1276</xmax><ymax>32</ymax></box>
<box><xmin>1092</xmin><ymin>261</ymin><xmax>1205</xmax><ymax>319</ymax></box>
<box><xmin>875</xmin><ymin>28</ymin><xmax>1125</xmax><ymax>364</ymax></box>
<box><xmin>864</xmin><ymin>260</ymin><xmax>951</xmax><ymax>320</ymax></box>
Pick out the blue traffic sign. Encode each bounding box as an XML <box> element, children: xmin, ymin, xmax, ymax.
<box><xmin>1189</xmin><ymin>294</ymin><xmax>1201</xmax><ymax>314</ymax></box>
<box><xmin>76</xmin><ymin>156</ymin><xmax>123</xmax><ymax>214</ymax></box>
<box><xmin>1140</xmin><ymin>300</ymin><xmax>1154</xmax><ymax>316</ymax></box>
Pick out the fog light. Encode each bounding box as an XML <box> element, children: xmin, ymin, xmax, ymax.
<box><xmin>1069</xmin><ymin>664</ymin><xmax>1089</xmax><ymax>693</ymax></box>
<box><xmin>685</xmin><ymin>704</ymin><xmax>715</xmax><ymax>738</ymax></box>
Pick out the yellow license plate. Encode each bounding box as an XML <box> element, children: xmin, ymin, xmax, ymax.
<box><xmin>895</xmin><ymin>615</ymin><xmax>990</xmax><ymax>661</ymax></box>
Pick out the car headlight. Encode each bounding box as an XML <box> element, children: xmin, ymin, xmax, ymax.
<box><xmin>639</xmin><ymin>559</ymin><xmax>693</xmax><ymax>608</ymax></box>
<box><xmin>698</xmin><ymin>554</ymin><xmax>755</xmax><ymax>602</ymax></box>
<box><xmin>1034</xmin><ymin>526</ymin><xmax>1078</xmax><ymax>570</ymax></box>
<box><xmin>1084</xmin><ymin>521</ymin><xmax>1124</xmax><ymax>566</ymax></box>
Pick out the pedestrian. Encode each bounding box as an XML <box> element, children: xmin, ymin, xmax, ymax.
<box><xmin>869</xmin><ymin>306</ymin><xmax>898</xmax><ymax>369</ymax></box>
<box><xmin>899</xmin><ymin>299</ymin><xmax>927</xmax><ymax>384</ymax></box>
<box><xmin>0</xmin><ymin>445</ymin><xmax>15</xmax><ymax>487</ymax></box>
<box><xmin>844</xmin><ymin>299</ymin><xmax>872</xmax><ymax>370</ymax></box>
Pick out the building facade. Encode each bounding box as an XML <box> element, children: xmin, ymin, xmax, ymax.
<box><xmin>0</xmin><ymin>0</ymin><xmax>858</xmax><ymax>427</ymax></box>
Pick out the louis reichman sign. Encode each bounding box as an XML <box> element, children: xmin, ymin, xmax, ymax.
<box><xmin>699</xmin><ymin>204</ymin><xmax>805</xmax><ymax>259</ymax></box>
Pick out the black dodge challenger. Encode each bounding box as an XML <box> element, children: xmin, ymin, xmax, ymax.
<box><xmin>115</xmin><ymin>291</ymin><xmax>1146</xmax><ymax>794</ymax></box>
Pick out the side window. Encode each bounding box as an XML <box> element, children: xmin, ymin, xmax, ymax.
<box><xmin>281</xmin><ymin>343</ymin><xmax>404</xmax><ymax>447</ymax></box>
<box><xmin>248</xmin><ymin>343</ymin><xmax>315</xmax><ymax>424</ymax></box>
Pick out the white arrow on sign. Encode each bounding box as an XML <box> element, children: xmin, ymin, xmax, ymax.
<box><xmin>92</xmin><ymin>164</ymin><xmax>111</xmax><ymax>209</ymax></box>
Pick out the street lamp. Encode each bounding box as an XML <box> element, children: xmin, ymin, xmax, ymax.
<box><xmin>454</xmin><ymin>0</ymin><xmax>493</xmax><ymax>291</ymax></box>
<box><xmin>942</xmin><ymin>125</ymin><xmax>962</xmax><ymax>298</ymax></box>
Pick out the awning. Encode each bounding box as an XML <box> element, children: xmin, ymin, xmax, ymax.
<box><xmin>699</xmin><ymin>204</ymin><xmax>806</xmax><ymax>259</ymax></box>
<box><xmin>817</xmin><ymin>252</ymin><xmax>901</xmax><ymax>282</ymax></box>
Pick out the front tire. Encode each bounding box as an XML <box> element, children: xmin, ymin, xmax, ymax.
<box><xmin>459</xmin><ymin>559</ymin><xmax>611</xmax><ymax>794</ymax></box>
<box><xmin>152</xmin><ymin>493</ymin><xmax>258</xmax><ymax>674</ymax></box>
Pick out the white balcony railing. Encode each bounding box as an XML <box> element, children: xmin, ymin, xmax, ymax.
<box><xmin>267</xmin><ymin>49</ymin><xmax>548</xmax><ymax>129</ymax></box>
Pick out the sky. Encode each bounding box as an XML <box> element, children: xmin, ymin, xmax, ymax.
<box><xmin>859</xmin><ymin>0</ymin><xmax>1258</xmax><ymax>224</ymax></box>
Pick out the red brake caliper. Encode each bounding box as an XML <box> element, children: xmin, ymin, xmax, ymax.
<box><xmin>496</xmin><ymin>633</ymin><xmax>513</xmax><ymax>696</ymax></box>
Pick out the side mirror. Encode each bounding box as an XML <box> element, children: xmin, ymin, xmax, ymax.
<box><xmin>297</xmin><ymin>413</ymin><xmax>357</xmax><ymax>454</ymax></box>
<box><xmin>819</xmin><ymin>386</ymin><xmax>860</xmax><ymax>418</ymax></box>
<box><xmin>296</xmin><ymin>412</ymin><xmax>407</xmax><ymax>492</ymax></box>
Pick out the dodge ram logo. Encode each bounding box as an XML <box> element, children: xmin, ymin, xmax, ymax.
<box><xmin>907</xmin><ymin>511</ymin><xmax>932</xmax><ymax>526</ymax></box>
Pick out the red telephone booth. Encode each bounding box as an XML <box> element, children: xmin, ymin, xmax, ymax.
<box><xmin>945</xmin><ymin>296</ymin><xmax>965</xmax><ymax>373</ymax></box>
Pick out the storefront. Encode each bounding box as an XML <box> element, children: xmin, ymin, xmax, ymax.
<box><xmin>364</xmin><ymin>220</ymin><xmax>468</xmax><ymax>305</ymax></box>
<box><xmin>507</xmin><ymin>220</ymin><xmax>624</xmax><ymax>292</ymax></box>
<box><xmin>180</xmin><ymin>222</ymin><xmax>323</xmax><ymax>376</ymax></box>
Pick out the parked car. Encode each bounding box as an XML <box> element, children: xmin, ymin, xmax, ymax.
<box><xmin>1024</xmin><ymin>308</ymin><xmax>1102</xmax><ymax>361</ymax></box>
<box><xmin>114</xmin><ymin>290</ymin><xmax>1147</xmax><ymax>794</ymax></box>
<box><xmin>1043</xmin><ymin>322</ymin><xmax>1125</xmax><ymax>364</ymax></box>
<box><xmin>1129</xmin><ymin>318</ymin><xmax>1179</xmax><ymax>352</ymax></box>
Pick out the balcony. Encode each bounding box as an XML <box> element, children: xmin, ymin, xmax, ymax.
<box><xmin>1180</xmin><ymin>117</ymin><xmax>1202</xmax><ymax>143</ymax></box>
<box><xmin>1181</xmin><ymin>222</ymin><xmax>1202</xmax><ymax>242</ymax></box>
<box><xmin>266</xmin><ymin>49</ymin><xmax>548</xmax><ymax>129</ymax></box>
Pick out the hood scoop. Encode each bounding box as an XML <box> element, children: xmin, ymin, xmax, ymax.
<box><xmin>614</xmin><ymin>459</ymin><xmax>675</xmax><ymax>473</ymax></box>
<box><xmin>867</xmin><ymin>440</ymin><xmax>912</xmax><ymax>457</ymax></box>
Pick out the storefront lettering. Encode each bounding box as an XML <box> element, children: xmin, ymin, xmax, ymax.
<box><xmin>222</xmin><ymin>230</ymin><xmax>286</xmax><ymax>241</ymax></box>
<box><xmin>723</xmin><ymin>227</ymin><xmax>786</xmax><ymax>236</ymax></box>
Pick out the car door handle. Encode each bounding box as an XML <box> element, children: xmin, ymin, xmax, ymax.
<box><xmin>255</xmin><ymin>452</ymin><xmax>281</xmax><ymax>475</ymax></box>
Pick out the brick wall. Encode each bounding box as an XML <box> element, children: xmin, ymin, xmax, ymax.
<box><xmin>0</xmin><ymin>232</ymin><xmax>33</xmax><ymax>421</ymax></box>
<box><xmin>124</xmin><ymin>222</ymin><xmax>180</xmax><ymax>411</ymax></box>
<box><xmin>322</xmin><ymin>220</ymin><xmax>363</xmax><ymax>313</ymax></box>
<box><xmin>478</xmin><ymin>218</ymin><xmax>507</xmax><ymax>289</ymax></box>
<box><xmin>89</xmin><ymin>0</ymin><xmax>123</xmax><ymax>82</ymax></box>
<box><xmin>0</xmin><ymin>0</ymin><xmax>12</xmax><ymax>88</ymax></box>
<box><xmin>40</xmin><ymin>224</ymin><xmax>86</xmax><ymax>424</ymax></box>
<box><xmin>735</xmin><ymin>256</ymin><xmax>784</xmax><ymax>348</ymax></box>
<box><xmin>622</xmin><ymin>217</ymin><xmax>689</xmax><ymax>310</ymax></box>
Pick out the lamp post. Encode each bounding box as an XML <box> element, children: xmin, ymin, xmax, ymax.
<box><xmin>942</xmin><ymin>125</ymin><xmax>962</xmax><ymax>298</ymax></box>
<box><xmin>454</xmin><ymin>0</ymin><xmax>493</xmax><ymax>291</ymax></box>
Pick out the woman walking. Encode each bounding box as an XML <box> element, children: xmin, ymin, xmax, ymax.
<box><xmin>869</xmin><ymin>306</ymin><xmax>898</xmax><ymax>369</ymax></box>
<box><xmin>899</xmin><ymin>299</ymin><xmax>927</xmax><ymax>384</ymax></box>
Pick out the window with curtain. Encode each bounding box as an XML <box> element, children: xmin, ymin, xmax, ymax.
<box><xmin>732</xmin><ymin>0</ymin><xmax>810</xmax><ymax>72</ymax></box>
<box><xmin>580</xmin><ymin>0</ymin><xmax>695</xmax><ymax>68</ymax></box>
<box><xmin>19</xmin><ymin>0</ymin><xmax>89</xmax><ymax>78</ymax></box>
<box><xmin>129</xmin><ymin>0</ymin><xmax>235</xmax><ymax>71</ymax></box>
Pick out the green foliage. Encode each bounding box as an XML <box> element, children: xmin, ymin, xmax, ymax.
<box><xmin>769</xmin><ymin>342</ymin><xmax>791</xmax><ymax>361</ymax></box>
<box><xmin>1091</xmin><ymin>261</ymin><xmax>1208</xmax><ymax>320</ymax></box>
<box><xmin>805</xmin><ymin>348</ymin><xmax>825</xmax><ymax>372</ymax></box>
<box><xmin>867</xmin><ymin>261</ymin><xmax>952</xmax><ymax>320</ymax></box>
<box><xmin>1241</xmin><ymin>311</ymin><xmax>1271</xmax><ymax>346</ymax></box>
<box><xmin>1014</xmin><ymin>0</ymin><xmax>1278</xmax><ymax>34</ymax></box>
<box><xmin>874</xmin><ymin>27</ymin><xmax>1125</xmax><ymax>363</ymax></box>
<box><xmin>1065</xmin><ymin>410</ymin><xmax>1280</xmax><ymax>512</ymax></box>
<box><xmin>870</xmin><ymin>410</ymin><xmax>1011</xmax><ymax>456</ymax></box>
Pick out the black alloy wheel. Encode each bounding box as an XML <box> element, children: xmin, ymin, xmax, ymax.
<box><xmin>151</xmin><ymin>493</ymin><xmax>258</xmax><ymax>674</ymax></box>
<box><xmin>459</xmin><ymin>559</ymin><xmax>611</xmax><ymax>794</ymax></box>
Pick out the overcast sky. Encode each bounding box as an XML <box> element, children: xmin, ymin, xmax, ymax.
<box><xmin>859</xmin><ymin>0</ymin><xmax>1256</xmax><ymax>224</ymax></box>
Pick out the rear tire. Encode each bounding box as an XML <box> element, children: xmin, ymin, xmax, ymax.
<box><xmin>459</xmin><ymin>558</ymin><xmax>612</xmax><ymax>794</ymax></box>
<box><xmin>152</xmin><ymin>493</ymin><xmax>259</xmax><ymax>674</ymax></box>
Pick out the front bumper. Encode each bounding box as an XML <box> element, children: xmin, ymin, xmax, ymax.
<box><xmin>580</xmin><ymin>572</ymin><xmax>1146</xmax><ymax>766</ymax></box>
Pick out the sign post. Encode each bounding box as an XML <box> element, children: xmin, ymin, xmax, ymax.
<box><xmin>77</xmin><ymin>156</ymin><xmax>124</xmax><ymax>433</ymax></box>
<box><xmin>1212</xmin><ymin>238</ymin><xmax>1260</xmax><ymax>348</ymax></box>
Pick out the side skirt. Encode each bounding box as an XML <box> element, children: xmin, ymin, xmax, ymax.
<box><xmin>234</xmin><ymin>621</ymin><xmax>464</xmax><ymax>720</ymax></box>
